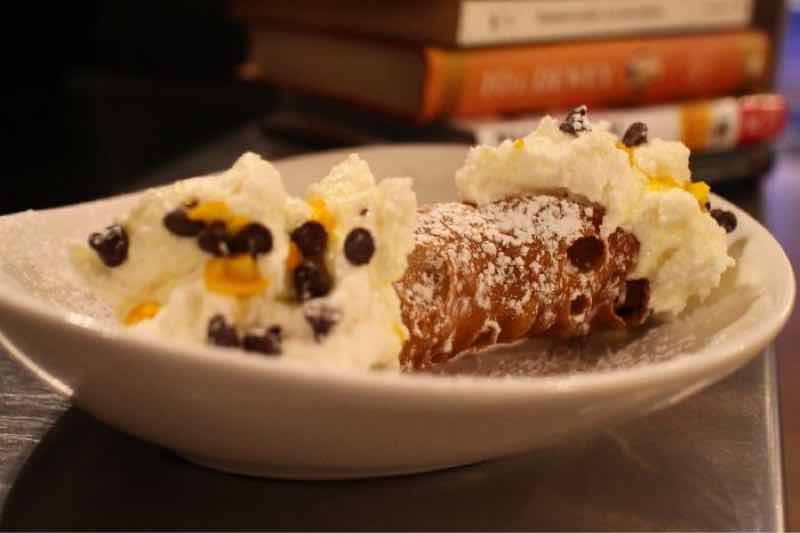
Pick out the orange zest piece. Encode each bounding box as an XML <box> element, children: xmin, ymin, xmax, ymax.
<box><xmin>306</xmin><ymin>195</ymin><xmax>337</xmax><ymax>234</ymax></box>
<box><xmin>226</xmin><ymin>214</ymin><xmax>251</xmax><ymax>233</ymax></box>
<box><xmin>647</xmin><ymin>174</ymin><xmax>681</xmax><ymax>191</ymax></box>
<box><xmin>647</xmin><ymin>175</ymin><xmax>710</xmax><ymax>209</ymax></box>
<box><xmin>616</xmin><ymin>141</ymin><xmax>636</xmax><ymax>167</ymax></box>
<box><xmin>187</xmin><ymin>201</ymin><xmax>230</xmax><ymax>222</ymax></box>
<box><xmin>618</xmin><ymin>137</ymin><xmax>710</xmax><ymax>210</ymax></box>
<box><xmin>204</xmin><ymin>254</ymin><xmax>268</xmax><ymax>297</ymax></box>
<box><xmin>187</xmin><ymin>201</ymin><xmax>250</xmax><ymax>232</ymax></box>
<box><xmin>686</xmin><ymin>181</ymin><xmax>710</xmax><ymax>208</ymax></box>
<box><xmin>285</xmin><ymin>242</ymin><xmax>302</xmax><ymax>272</ymax></box>
<box><xmin>124</xmin><ymin>301</ymin><xmax>160</xmax><ymax>325</ymax></box>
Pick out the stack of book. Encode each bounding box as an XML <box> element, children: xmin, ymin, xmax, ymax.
<box><xmin>233</xmin><ymin>0</ymin><xmax>789</xmax><ymax>184</ymax></box>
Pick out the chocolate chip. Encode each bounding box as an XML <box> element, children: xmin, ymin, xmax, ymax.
<box><xmin>293</xmin><ymin>260</ymin><xmax>333</xmax><ymax>300</ymax></box>
<box><xmin>291</xmin><ymin>221</ymin><xmax>327</xmax><ymax>257</ymax></box>
<box><xmin>88</xmin><ymin>224</ymin><xmax>129</xmax><ymax>267</ymax></box>
<box><xmin>163</xmin><ymin>208</ymin><xmax>205</xmax><ymax>237</ymax></box>
<box><xmin>615</xmin><ymin>279</ymin><xmax>651</xmax><ymax>326</ymax></box>
<box><xmin>344</xmin><ymin>227</ymin><xmax>375</xmax><ymax>266</ymax></box>
<box><xmin>622</xmin><ymin>121</ymin><xmax>648</xmax><ymax>147</ymax></box>
<box><xmin>710</xmin><ymin>208</ymin><xmax>737</xmax><ymax>233</ymax></box>
<box><xmin>559</xmin><ymin>105</ymin><xmax>591</xmax><ymax>136</ymax></box>
<box><xmin>207</xmin><ymin>314</ymin><xmax>239</xmax><ymax>347</ymax></box>
<box><xmin>197</xmin><ymin>221</ymin><xmax>230</xmax><ymax>256</ymax></box>
<box><xmin>243</xmin><ymin>325</ymin><xmax>282</xmax><ymax>355</ymax></box>
<box><xmin>567</xmin><ymin>236</ymin><xmax>606</xmax><ymax>271</ymax></box>
<box><xmin>303</xmin><ymin>304</ymin><xmax>341</xmax><ymax>342</ymax></box>
<box><xmin>228</xmin><ymin>223</ymin><xmax>273</xmax><ymax>256</ymax></box>
<box><xmin>360</xmin><ymin>208</ymin><xmax>368</xmax><ymax>216</ymax></box>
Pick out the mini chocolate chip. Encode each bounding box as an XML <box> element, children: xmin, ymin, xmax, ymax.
<box><xmin>243</xmin><ymin>325</ymin><xmax>282</xmax><ymax>355</ymax></box>
<box><xmin>704</xmin><ymin>202</ymin><xmax>711</xmax><ymax>211</ymax></box>
<box><xmin>344</xmin><ymin>227</ymin><xmax>375</xmax><ymax>266</ymax></box>
<box><xmin>710</xmin><ymin>208</ymin><xmax>737</xmax><ymax>233</ymax></box>
<box><xmin>559</xmin><ymin>105</ymin><xmax>591</xmax><ymax>136</ymax></box>
<box><xmin>163</xmin><ymin>208</ymin><xmax>205</xmax><ymax>237</ymax></box>
<box><xmin>303</xmin><ymin>304</ymin><xmax>341</xmax><ymax>342</ymax></box>
<box><xmin>559</xmin><ymin>123</ymin><xmax>576</xmax><ymax>136</ymax></box>
<box><xmin>207</xmin><ymin>314</ymin><xmax>240</xmax><ymax>347</ymax></box>
<box><xmin>229</xmin><ymin>223</ymin><xmax>273</xmax><ymax>256</ymax></box>
<box><xmin>567</xmin><ymin>236</ymin><xmax>606</xmax><ymax>271</ymax></box>
<box><xmin>291</xmin><ymin>221</ymin><xmax>327</xmax><ymax>257</ymax></box>
<box><xmin>197</xmin><ymin>221</ymin><xmax>230</xmax><ymax>256</ymax></box>
<box><xmin>360</xmin><ymin>208</ymin><xmax>368</xmax><ymax>216</ymax></box>
<box><xmin>88</xmin><ymin>224</ymin><xmax>129</xmax><ymax>267</ymax></box>
<box><xmin>293</xmin><ymin>260</ymin><xmax>333</xmax><ymax>300</ymax></box>
<box><xmin>622</xmin><ymin>121</ymin><xmax>648</xmax><ymax>147</ymax></box>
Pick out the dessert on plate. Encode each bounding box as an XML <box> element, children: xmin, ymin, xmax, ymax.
<box><xmin>72</xmin><ymin>152</ymin><xmax>416</xmax><ymax>369</ymax></box>
<box><xmin>71</xmin><ymin>107</ymin><xmax>737</xmax><ymax>371</ymax></box>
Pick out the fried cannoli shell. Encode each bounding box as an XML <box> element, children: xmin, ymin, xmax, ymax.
<box><xmin>394</xmin><ymin>195</ymin><xmax>649</xmax><ymax>370</ymax></box>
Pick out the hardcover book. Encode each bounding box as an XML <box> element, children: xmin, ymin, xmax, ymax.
<box><xmin>245</xmin><ymin>29</ymin><xmax>770</xmax><ymax>121</ymax></box>
<box><xmin>233</xmin><ymin>0</ymin><xmax>754</xmax><ymax>47</ymax></box>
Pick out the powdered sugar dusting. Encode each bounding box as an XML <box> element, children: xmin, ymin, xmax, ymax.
<box><xmin>433</xmin><ymin>281</ymin><xmax>763</xmax><ymax>378</ymax></box>
<box><xmin>396</xmin><ymin>194</ymin><xmax>638</xmax><ymax>369</ymax></box>
<box><xmin>408</xmin><ymin>196</ymin><xmax>588</xmax><ymax>318</ymax></box>
<box><xmin>0</xmin><ymin>210</ymin><xmax>114</xmax><ymax>322</ymax></box>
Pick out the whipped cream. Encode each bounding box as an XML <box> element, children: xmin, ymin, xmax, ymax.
<box><xmin>455</xmin><ymin>115</ymin><xmax>734</xmax><ymax>316</ymax></box>
<box><xmin>72</xmin><ymin>152</ymin><xmax>416</xmax><ymax>369</ymax></box>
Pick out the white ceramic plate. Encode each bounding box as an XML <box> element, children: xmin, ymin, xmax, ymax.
<box><xmin>0</xmin><ymin>144</ymin><xmax>794</xmax><ymax>479</ymax></box>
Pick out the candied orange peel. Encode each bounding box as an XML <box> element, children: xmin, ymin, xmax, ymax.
<box><xmin>306</xmin><ymin>196</ymin><xmax>337</xmax><ymax>234</ymax></box>
<box><xmin>285</xmin><ymin>242</ymin><xmax>302</xmax><ymax>272</ymax></box>
<box><xmin>618</xmin><ymin>142</ymin><xmax>710</xmax><ymax>209</ymax></box>
<box><xmin>205</xmin><ymin>254</ymin><xmax>268</xmax><ymax>297</ymax></box>
<box><xmin>187</xmin><ymin>201</ymin><xmax>250</xmax><ymax>233</ymax></box>
<box><xmin>616</xmin><ymin>141</ymin><xmax>637</xmax><ymax>167</ymax></box>
<box><xmin>124</xmin><ymin>301</ymin><xmax>160</xmax><ymax>325</ymax></box>
<box><xmin>647</xmin><ymin>175</ymin><xmax>710</xmax><ymax>208</ymax></box>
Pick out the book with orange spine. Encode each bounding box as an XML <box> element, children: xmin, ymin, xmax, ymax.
<box><xmin>245</xmin><ymin>29</ymin><xmax>770</xmax><ymax>122</ymax></box>
<box><xmin>455</xmin><ymin>94</ymin><xmax>788</xmax><ymax>150</ymax></box>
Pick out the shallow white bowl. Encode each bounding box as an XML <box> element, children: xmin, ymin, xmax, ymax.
<box><xmin>0</xmin><ymin>144</ymin><xmax>794</xmax><ymax>479</ymax></box>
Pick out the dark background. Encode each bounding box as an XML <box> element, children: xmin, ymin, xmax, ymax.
<box><xmin>2</xmin><ymin>1</ymin><xmax>274</xmax><ymax>214</ymax></box>
<box><xmin>2</xmin><ymin>2</ymin><xmax>798</xmax><ymax>215</ymax></box>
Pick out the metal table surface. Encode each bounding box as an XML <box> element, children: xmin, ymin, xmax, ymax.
<box><xmin>0</xmin><ymin>122</ymin><xmax>797</xmax><ymax>530</ymax></box>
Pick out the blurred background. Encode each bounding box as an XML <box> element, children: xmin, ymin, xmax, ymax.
<box><xmin>1</xmin><ymin>0</ymin><xmax>797</xmax><ymax>215</ymax></box>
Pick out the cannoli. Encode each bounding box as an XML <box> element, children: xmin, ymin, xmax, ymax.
<box><xmin>395</xmin><ymin>196</ymin><xmax>644</xmax><ymax>370</ymax></box>
<box><xmin>71</xmin><ymin>107</ymin><xmax>736</xmax><ymax>371</ymax></box>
